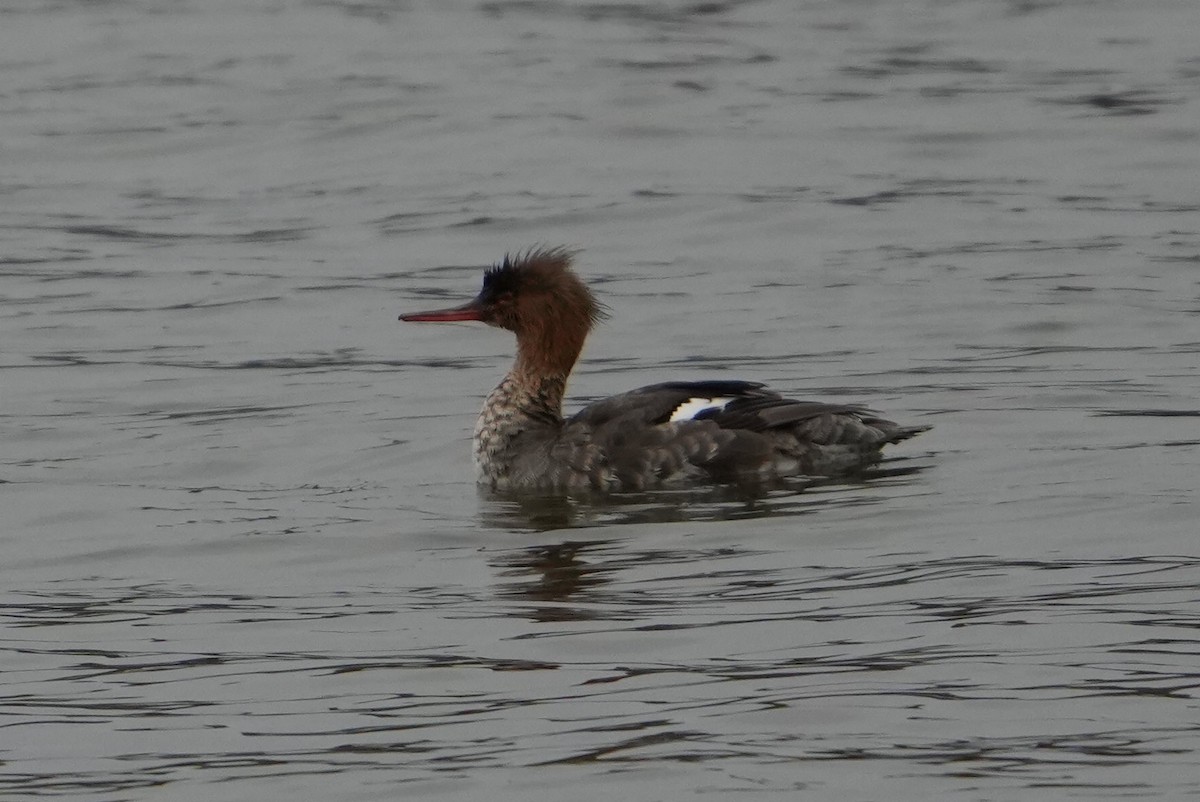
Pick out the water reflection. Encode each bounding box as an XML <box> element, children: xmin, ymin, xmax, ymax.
<box><xmin>491</xmin><ymin>539</ymin><xmax>616</xmax><ymax>611</ymax></box>
<box><xmin>489</xmin><ymin>536</ymin><xmax>757</xmax><ymax>621</ymax></box>
<box><xmin>477</xmin><ymin>459</ymin><xmax>932</xmax><ymax>531</ymax></box>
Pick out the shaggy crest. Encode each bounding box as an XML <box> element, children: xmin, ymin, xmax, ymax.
<box><xmin>478</xmin><ymin>247</ymin><xmax>608</xmax><ymax>334</ymax></box>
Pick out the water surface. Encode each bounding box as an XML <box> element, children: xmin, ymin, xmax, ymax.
<box><xmin>3</xmin><ymin>0</ymin><xmax>1199</xmax><ymax>799</ymax></box>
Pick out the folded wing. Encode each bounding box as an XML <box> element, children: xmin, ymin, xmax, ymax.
<box><xmin>564</xmin><ymin>380</ymin><xmax>929</xmax><ymax>488</ymax></box>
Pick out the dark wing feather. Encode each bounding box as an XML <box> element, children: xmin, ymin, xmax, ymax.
<box><xmin>562</xmin><ymin>380</ymin><xmax>929</xmax><ymax>486</ymax></box>
<box><xmin>696</xmin><ymin>396</ymin><xmax>870</xmax><ymax>432</ymax></box>
<box><xmin>567</xmin><ymin>380</ymin><xmax>773</xmax><ymax>428</ymax></box>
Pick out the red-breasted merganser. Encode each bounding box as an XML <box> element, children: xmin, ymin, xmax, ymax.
<box><xmin>400</xmin><ymin>248</ymin><xmax>929</xmax><ymax>492</ymax></box>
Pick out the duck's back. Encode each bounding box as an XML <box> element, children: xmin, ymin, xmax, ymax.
<box><xmin>563</xmin><ymin>380</ymin><xmax>928</xmax><ymax>490</ymax></box>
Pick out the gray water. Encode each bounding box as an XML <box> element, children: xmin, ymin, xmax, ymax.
<box><xmin>3</xmin><ymin>0</ymin><xmax>1199</xmax><ymax>799</ymax></box>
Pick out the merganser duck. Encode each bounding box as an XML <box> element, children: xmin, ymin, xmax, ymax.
<box><xmin>400</xmin><ymin>247</ymin><xmax>929</xmax><ymax>493</ymax></box>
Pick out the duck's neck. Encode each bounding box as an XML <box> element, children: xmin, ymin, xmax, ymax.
<box><xmin>472</xmin><ymin>330</ymin><xmax>584</xmax><ymax>483</ymax></box>
<box><xmin>491</xmin><ymin>366</ymin><xmax>569</xmax><ymax>423</ymax></box>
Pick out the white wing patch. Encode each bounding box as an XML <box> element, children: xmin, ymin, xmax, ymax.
<box><xmin>668</xmin><ymin>397</ymin><xmax>735</xmax><ymax>422</ymax></box>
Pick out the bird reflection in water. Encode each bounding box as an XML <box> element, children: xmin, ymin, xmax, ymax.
<box><xmin>479</xmin><ymin>462</ymin><xmax>930</xmax><ymax>621</ymax></box>
<box><xmin>477</xmin><ymin>460</ymin><xmax>930</xmax><ymax>531</ymax></box>
<box><xmin>491</xmin><ymin>539</ymin><xmax>617</xmax><ymax>619</ymax></box>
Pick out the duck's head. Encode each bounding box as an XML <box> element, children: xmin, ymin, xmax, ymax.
<box><xmin>400</xmin><ymin>247</ymin><xmax>608</xmax><ymax>374</ymax></box>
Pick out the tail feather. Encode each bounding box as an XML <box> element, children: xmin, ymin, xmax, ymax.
<box><xmin>883</xmin><ymin>424</ymin><xmax>932</xmax><ymax>445</ymax></box>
